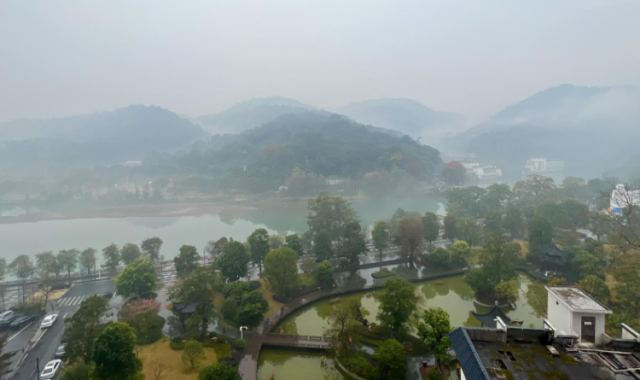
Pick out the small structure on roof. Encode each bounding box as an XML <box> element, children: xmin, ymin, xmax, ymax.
<box><xmin>472</xmin><ymin>306</ymin><xmax>523</xmax><ymax>328</ymax></box>
<box><xmin>546</xmin><ymin>286</ymin><xmax>612</xmax><ymax>345</ymax></box>
<box><xmin>539</xmin><ymin>242</ymin><xmax>571</xmax><ymax>271</ymax></box>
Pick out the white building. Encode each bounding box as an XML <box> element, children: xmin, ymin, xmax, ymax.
<box><xmin>546</xmin><ymin>286</ymin><xmax>612</xmax><ymax>345</ymax></box>
<box><xmin>525</xmin><ymin>158</ymin><xmax>565</xmax><ymax>173</ymax></box>
<box><xmin>461</xmin><ymin>163</ymin><xmax>503</xmax><ymax>187</ymax></box>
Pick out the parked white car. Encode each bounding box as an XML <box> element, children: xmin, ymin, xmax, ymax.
<box><xmin>40</xmin><ymin>314</ymin><xmax>57</xmax><ymax>328</ymax></box>
<box><xmin>40</xmin><ymin>359</ymin><xmax>62</xmax><ymax>379</ymax></box>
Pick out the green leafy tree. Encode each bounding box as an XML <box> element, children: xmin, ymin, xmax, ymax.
<box><xmin>313</xmin><ymin>230</ymin><xmax>333</xmax><ymax>261</ymax></box>
<box><xmin>429</xmin><ymin>247</ymin><xmax>450</xmax><ymax>267</ymax></box>
<box><xmin>59</xmin><ymin>360</ymin><xmax>91</xmax><ymax>380</ymax></box>
<box><xmin>465</xmin><ymin>268</ymin><xmax>492</xmax><ymax>293</ymax></box>
<box><xmin>141</xmin><ymin>237</ymin><xmax>164</xmax><ymax>263</ymax></box>
<box><xmin>377</xmin><ymin>277</ymin><xmax>417</xmax><ymax>332</ymax></box>
<box><xmin>36</xmin><ymin>251</ymin><xmax>57</xmax><ymax>280</ymax></box>
<box><xmin>220</xmin><ymin>298</ymin><xmax>237</xmax><ymax>319</ymax></box>
<box><xmin>447</xmin><ymin>187</ymin><xmax>487</xmax><ymax>218</ymax></box>
<box><xmin>284</xmin><ymin>234</ymin><xmax>303</xmax><ymax>256</ymax></box>
<box><xmin>494</xmin><ymin>281</ymin><xmax>519</xmax><ymax>303</ymax></box>
<box><xmin>80</xmin><ymin>248</ymin><xmax>97</xmax><ymax>275</ymax></box>
<box><xmin>92</xmin><ymin>322</ymin><xmax>142</xmax><ymax>380</ymax></box>
<box><xmin>307</xmin><ymin>192</ymin><xmax>357</xmax><ymax>241</ymax></box>
<box><xmin>115</xmin><ymin>257</ymin><xmax>158</xmax><ymax>298</ymax></box>
<box><xmin>339</xmin><ymin>221</ymin><xmax>367</xmax><ymax>273</ymax></box>
<box><xmin>373</xmin><ymin>339</ymin><xmax>407</xmax><ymax>380</ymax></box>
<box><xmin>572</xmin><ymin>251</ymin><xmax>600</xmax><ymax>278</ymax></box>
<box><xmin>422</xmin><ymin>212</ymin><xmax>440</xmax><ymax>247</ymax></box>
<box><xmin>10</xmin><ymin>255</ymin><xmax>35</xmax><ymax>281</ymax></box>
<box><xmin>102</xmin><ymin>243</ymin><xmax>121</xmax><ymax>272</ymax></box>
<box><xmin>58</xmin><ymin>249</ymin><xmax>79</xmax><ymax>280</ymax></box>
<box><xmin>443</xmin><ymin>214</ymin><xmax>457</xmax><ymax>243</ymax></box>
<box><xmin>247</xmin><ymin>228</ymin><xmax>270</xmax><ymax>275</ymax></box>
<box><xmin>264</xmin><ymin>247</ymin><xmax>299</xmax><ymax>296</ymax></box>
<box><xmin>316</xmin><ymin>259</ymin><xmax>334</xmax><ymax>287</ymax></box>
<box><xmin>578</xmin><ymin>275</ymin><xmax>611</xmax><ymax>303</ymax></box>
<box><xmin>513</xmin><ymin>174</ymin><xmax>557</xmax><ymax>205</ymax></box>
<box><xmin>216</xmin><ymin>241</ymin><xmax>249</xmax><ymax>280</ymax></box>
<box><xmin>560</xmin><ymin>199</ymin><xmax>589</xmax><ymax>233</ymax></box>
<box><xmin>372</xmin><ymin>221</ymin><xmax>390</xmax><ymax>262</ymax></box>
<box><xmin>0</xmin><ymin>333</ymin><xmax>16</xmax><ymax>377</ymax></box>
<box><xmin>120</xmin><ymin>243</ymin><xmax>142</xmax><ymax>265</ymax></box>
<box><xmin>399</xmin><ymin>217</ymin><xmax>423</xmax><ymax>269</ymax></box>
<box><xmin>479</xmin><ymin>232</ymin><xmax>518</xmax><ymax>288</ymax></box>
<box><xmin>528</xmin><ymin>216</ymin><xmax>553</xmax><ymax>258</ymax></box>
<box><xmin>418</xmin><ymin>307</ymin><xmax>453</xmax><ymax>370</ymax></box>
<box><xmin>456</xmin><ymin>217</ymin><xmax>482</xmax><ymax>247</ymax></box>
<box><xmin>238</xmin><ymin>292</ymin><xmax>269</xmax><ymax>327</ymax></box>
<box><xmin>175</xmin><ymin>245</ymin><xmax>200</xmax><ymax>278</ymax></box>
<box><xmin>482</xmin><ymin>184</ymin><xmax>513</xmax><ymax>212</ymax></box>
<box><xmin>484</xmin><ymin>211</ymin><xmax>503</xmax><ymax>234</ymax></box>
<box><xmin>503</xmin><ymin>206</ymin><xmax>524</xmax><ymax>240</ymax></box>
<box><xmin>222</xmin><ymin>281</ymin><xmax>251</xmax><ymax>303</ymax></box>
<box><xmin>268</xmin><ymin>233</ymin><xmax>285</xmax><ymax>250</ymax></box>
<box><xmin>198</xmin><ymin>363</ymin><xmax>241</xmax><ymax>380</ymax></box>
<box><xmin>169</xmin><ymin>267</ymin><xmax>221</xmax><ymax>339</ymax></box>
<box><xmin>182</xmin><ymin>340</ymin><xmax>204</xmax><ymax>371</ymax></box>
<box><xmin>449</xmin><ymin>241</ymin><xmax>471</xmax><ymax>269</ymax></box>
<box><xmin>325</xmin><ymin>298</ymin><xmax>366</xmax><ymax>354</ymax></box>
<box><xmin>63</xmin><ymin>295</ymin><xmax>109</xmax><ymax>363</ymax></box>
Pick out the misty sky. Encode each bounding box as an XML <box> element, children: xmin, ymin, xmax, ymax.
<box><xmin>1</xmin><ymin>0</ymin><xmax>639</xmax><ymax>123</ymax></box>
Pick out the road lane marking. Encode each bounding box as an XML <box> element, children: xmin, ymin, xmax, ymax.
<box><xmin>13</xmin><ymin>353</ymin><xmax>27</xmax><ymax>370</ymax></box>
<box><xmin>62</xmin><ymin>312</ymin><xmax>68</xmax><ymax>320</ymax></box>
<box><xmin>8</xmin><ymin>322</ymin><xmax>33</xmax><ymax>342</ymax></box>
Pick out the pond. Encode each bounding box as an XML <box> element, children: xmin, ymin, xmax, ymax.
<box><xmin>258</xmin><ymin>274</ymin><xmax>547</xmax><ymax>380</ymax></box>
<box><xmin>0</xmin><ymin>196</ymin><xmax>441</xmax><ymax>266</ymax></box>
<box><xmin>258</xmin><ymin>347</ymin><xmax>347</xmax><ymax>380</ymax></box>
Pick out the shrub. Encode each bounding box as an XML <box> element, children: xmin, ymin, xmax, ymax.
<box><xmin>198</xmin><ymin>362</ymin><xmax>241</xmax><ymax>380</ymax></box>
<box><xmin>234</xmin><ymin>339</ymin><xmax>246</xmax><ymax>349</ymax></box>
<box><xmin>430</xmin><ymin>247</ymin><xmax>451</xmax><ymax>267</ymax></box>
<box><xmin>372</xmin><ymin>267</ymin><xmax>396</xmax><ymax>279</ymax></box>
<box><xmin>428</xmin><ymin>369</ymin><xmax>444</xmax><ymax>380</ymax></box>
<box><xmin>222</xmin><ymin>281</ymin><xmax>251</xmax><ymax>303</ymax></box>
<box><xmin>213</xmin><ymin>342</ymin><xmax>232</xmax><ymax>358</ymax></box>
<box><xmin>494</xmin><ymin>281</ymin><xmax>519</xmax><ymax>304</ymax></box>
<box><xmin>59</xmin><ymin>360</ymin><xmax>91</xmax><ymax>380</ymax></box>
<box><xmin>341</xmin><ymin>355</ymin><xmax>375</xmax><ymax>378</ymax></box>
<box><xmin>221</xmin><ymin>298</ymin><xmax>238</xmax><ymax>320</ymax></box>
<box><xmin>133</xmin><ymin>313</ymin><xmax>165</xmax><ymax>344</ymax></box>
<box><xmin>216</xmin><ymin>335</ymin><xmax>227</xmax><ymax>344</ymax></box>
<box><xmin>170</xmin><ymin>336</ymin><xmax>185</xmax><ymax>350</ymax></box>
<box><xmin>465</xmin><ymin>268</ymin><xmax>492</xmax><ymax>293</ymax></box>
<box><xmin>316</xmin><ymin>259</ymin><xmax>334</xmax><ymax>287</ymax></box>
<box><xmin>182</xmin><ymin>339</ymin><xmax>205</xmax><ymax>371</ymax></box>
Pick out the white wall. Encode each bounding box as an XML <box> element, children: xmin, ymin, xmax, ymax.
<box><xmin>572</xmin><ymin>312</ymin><xmax>606</xmax><ymax>345</ymax></box>
<box><xmin>547</xmin><ymin>291</ymin><xmax>574</xmax><ymax>335</ymax></box>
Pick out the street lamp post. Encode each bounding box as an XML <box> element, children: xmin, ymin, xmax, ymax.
<box><xmin>239</xmin><ymin>326</ymin><xmax>248</xmax><ymax>340</ymax></box>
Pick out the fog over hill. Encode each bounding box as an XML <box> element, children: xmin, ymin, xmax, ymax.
<box><xmin>449</xmin><ymin>84</ymin><xmax>640</xmax><ymax>180</ymax></box>
<box><xmin>0</xmin><ymin>105</ymin><xmax>206</xmax><ymax>178</ymax></box>
<box><xmin>338</xmin><ymin>98</ymin><xmax>468</xmax><ymax>148</ymax></box>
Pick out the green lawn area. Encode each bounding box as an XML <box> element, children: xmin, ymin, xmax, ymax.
<box><xmin>137</xmin><ymin>337</ymin><xmax>217</xmax><ymax>379</ymax></box>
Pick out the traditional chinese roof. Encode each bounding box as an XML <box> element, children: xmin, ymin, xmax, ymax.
<box><xmin>173</xmin><ymin>302</ymin><xmax>197</xmax><ymax>314</ymax></box>
<box><xmin>540</xmin><ymin>243</ymin><xmax>570</xmax><ymax>264</ymax></box>
<box><xmin>472</xmin><ymin>306</ymin><xmax>521</xmax><ymax>328</ymax></box>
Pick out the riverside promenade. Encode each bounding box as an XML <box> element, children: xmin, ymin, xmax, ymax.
<box><xmin>237</xmin><ymin>264</ymin><xmax>469</xmax><ymax>380</ymax></box>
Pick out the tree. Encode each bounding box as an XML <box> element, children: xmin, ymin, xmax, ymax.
<box><xmin>102</xmin><ymin>243</ymin><xmax>121</xmax><ymax>272</ymax></box>
<box><xmin>480</xmin><ymin>232</ymin><xmax>518</xmax><ymax>288</ymax></box>
<box><xmin>63</xmin><ymin>295</ymin><xmax>109</xmax><ymax>363</ymax></box>
<box><xmin>264</xmin><ymin>248</ymin><xmax>299</xmax><ymax>296</ymax></box>
<box><xmin>528</xmin><ymin>216</ymin><xmax>553</xmax><ymax>258</ymax></box>
<box><xmin>307</xmin><ymin>192</ymin><xmax>357</xmax><ymax>241</ymax></box>
<box><xmin>116</xmin><ymin>257</ymin><xmax>158</xmax><ymax>298</ymax></box>
<box><xmin>216</xmin><ymin>241</ymin><xmax>249</xmax><ymax>280</ymax></box>
<box><xmin>238</xmin><ymin>291</ymin><xmax>269</xmax><ymax>327</ymax></box>
<box><xmin>120</xmin><ymin>243</ymin><xmax>142</xmax><ymax>265</ymax></box>
<box><xmin>399</xmin><ymin>217</ymin><xmax>423</xmax><ymax>269</ymax></box>
<box><xmin>59</xmin><ymin>360</ymin><xmax>91</xmax><ymax>380</ymax></box>
<box><xmin>373</xmin><ymin>339</ymin><xmax>407</xmax><ymax>380</ymax></box>
<box><xmin>443</xmin><ymin>214</ymin><xmax>457</xmax><ymax>243</ymax></box>
<box><xmin>169</xmin><ymin>266</ymin><xmax>221</xmax><ymax>339</ymax></box>
<box><xmin>92</xmin><ymin>322</ymin><xmax>142</xmax><ymax>380</ymax></box>
<box><xmin>58</xmin><ymin>249</ymin><xmax>79</xmax><ymax>280</ymax></box>
<box><xmin>222</xmin><ymin>281</ymin><xmax>251</xmax><ymax>303</ymax></box>
<box><xmin>560</xmin><ymin>199</ymin><xmax>589</xmax><ymax>233</ymax></box>
<box><xmin>418</xmin><ymin>307</ymin><xmax>453</xmax><ymax>370</ymax></box>
<box><xmin>182</xmin><ymin>340</ymin><xmax>204</xmax><ymax>371</ymax></box>
<box><xmin>372</xmin><ymin>221</ymin><xmax>390</xmax><ymax>262</ymax></box>
<box><xmin>149</xmin><ymin>360</ymin><xmax>167</xmax><ymax>380</ymax></box>
<box><xmin>284</xmin><ymin>234</ymin><xmax>303</xmax><ymax>256</ymax></box>
<box><xmin>447</xmin><ymin>187</ymin><xmax>487</xmax><ymax>218</ymax></box>
<box><xmin>449</xmin><ymin>241</ymin><xmax>471</xmax><ymax>269</ymax></box>
<box><xmin>80</xmin><ymin>248</ymin><xmax>97</xmax><ymax>275</ymax></box>
<box><xmin>503</xmin><ymin>206</ymin><xmax>524</xmax><ymax>240</ymax></box>
<box><xmin>572</xmin><ymin>251</ymin><xmax>600</xmax><ymax>278</ymax></box>
<box><xmin>430</xmin><ymin>248</ymin><xmax>450</xmax><ymax>267</ymax></box>
<box><xmin>36</xmin><ymin>251</ymin><xmax>57</xmax><ymax>280</ymax></box>
<box><xmin>377</xmin><ymin>277</ymin><xmax>417</xmax><ymax>332</ymax></box>
<box><xmin>300</xmin><ymin>257</ymin><xmax>317</xmax><ymax>274</ymax></box>
<box><xmin>174</xmin><ymin>245</ymin><xmax>200</xmax><ymax>278</ymax></box>
<box><xmin>456</xmin><ymin>217</ymin><xmax>482</xmax><ymax>247</ymax></box>
<box><xmin>316</xmin><ymin>259</ymin><xmax>334</xmax><ymax>287</ymax></box>
<box><xmin>422</xmin><ymin>212</ymin><xmax>440</xmax><ymax>247</ymax></box>
<box><xmin>513</xmin><ymin>175</ymin><xmax>557</xmax><ymax>205</ymax></box>
<box><xmin>247</xmin><ymin>228</ymin><xmax>270</xmax><ymax>274</ymax></box>
<box><xmin>198</xmin><ymin>363</ymin><xmax>241</xmax><ymax>380</ymax></box>
<box><xmin>9</xmin><ymin>254</ymin><xmax>34</xmax><ymax>303</ymax></box>
<box><xmin>465</xmin><ymin>268</ymin><xmax>492</xmax><ymax>293</ymax></box>
<box><xmin>441</xmin><ymin>161</ymin><xmax>466</xmax><ymax>186</ymax></box>
<box><xmin>339</xmin><ymin>221</ymin><xmax>367</xmax><ymax>273</ymax></box>
<box><xmin>220</xmin><ymin>298</ymin><xmax>237</xmax><ymax>319</ymax></box>
<box><xmin>313</xmin><ymin>230</ymin><xmax>333</xmax><ymax>261</ymax></box>
<box><xmin>484</xmin><ymin>211</ymin><xmax>503</xmax><ymax>234</ymax></box>
<box><xmin>482</xmin><ymin>184</ymin><xmax>513</xmax><ymax>212</ymax></box>
<box><xmin>494</xmin><ymin>281</ymin><xmax>519</xmax><ymax>304</ymax></box>
<box><xmin>0</xmin><ymin>333</ymin><xmax>16</xmax><ymax>377</ymax></box>
<box><xmin>268</xmin><ymin>233</ymin><xmax>286</xmax><ymax>250</ymax></box>
<box><xmin>578</xmin><ymin>275</ymin><xmax>611</xmax><ymax>303</ymax></box>
<box><xmin>325</xmin><ymin>298</ymin><xmax>365</xmax><ymax>354</ymax></box>
<box><xmin>205</xmin><ymin>237</ymin><xmax>228</xmax><ymax>260</ymax></box>
<box><xmin>141</xmin><ymin>237</ymin><xmax>164</xmax><ymax>263</ymax></box>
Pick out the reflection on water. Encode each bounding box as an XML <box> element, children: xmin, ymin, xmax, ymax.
<box><xmin>257</xmin><ymin>347</ymin><xmax>346</xmax><ymax>380</ymax></box>
<box><xmin>277</xmin><ymin>274</ymin><xmax>545</xmax><ymax>336</ymax></box>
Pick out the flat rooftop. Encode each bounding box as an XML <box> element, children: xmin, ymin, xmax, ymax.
<box><xmin>547</xmin><ymin>286</ymin><xmax>611</xmax><ymax>313</ymax></box>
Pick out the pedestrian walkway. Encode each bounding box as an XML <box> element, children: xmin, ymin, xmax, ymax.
<box><xmin>57</xmin><ymin>295</ymin><xmax>91</xmax><ymax>307</ymax></box>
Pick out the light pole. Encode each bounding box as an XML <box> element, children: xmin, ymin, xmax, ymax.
<box><xmin>239</xmin><ymin>326</ymin><xmax>248</xmax><ymax>340</ymax></box>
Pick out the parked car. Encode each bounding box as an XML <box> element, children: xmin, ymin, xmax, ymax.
<box><xmin>0</xmin><ymin>311</ymin><xmax>17</xmax><ymax>328</ymax></box>
<box><xmin>54</xmin><ymin>344</ymin><xmax>65</xmax><ymax>359</ymax></box>
<box><xmin>40</xmin><ymin>359</ymin><xmax>62</xmax><ymax>379</ymax></box>
<box><xmin>9</xmin><ymin>315</ymin><xmax>35</xmax><ymax>329</ymax></box>
<box><xmin>40</xmin><ymin>314</ymin><xmax>57</xmax><ymax>329</ymax></box>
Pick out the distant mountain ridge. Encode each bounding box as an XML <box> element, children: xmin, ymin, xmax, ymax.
<box><xmin>337</xmin><ymin>98</ymin><xmax>468</xmax><ymax>148</ymax></box>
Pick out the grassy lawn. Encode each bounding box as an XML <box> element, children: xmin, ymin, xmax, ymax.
<box><xmin>137</xmin><ymin>337</ymin><xmax>217</xmax><ymax>380</ymax></box>
<box><xmin>298</xmin><ymin>273</ymin><xmax>317</xmax><ymax>287</ymax></box>
<box><xmin>256</xmin><ymin>279</ymin><xmax>284</xmax><ymax>317</ymax></box>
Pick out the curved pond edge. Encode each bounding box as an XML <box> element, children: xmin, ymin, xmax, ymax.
<box><xmin>334</xmin><ymin>355</ymin><xmax>367</xmax><ymax>380</ymax></box>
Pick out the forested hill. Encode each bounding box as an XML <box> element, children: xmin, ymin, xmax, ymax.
<box><xmin>0</xmin><ymin>105</ymin><xmax>206</xmax><ymax>177</ymax></box>
<box><xmin>170</xmin><ymin>112</ymin><xmax>443</xmax><ymax>193</ymax></box>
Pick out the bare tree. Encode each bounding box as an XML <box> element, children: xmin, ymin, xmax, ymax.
<box><xmin>149</xmin><ymin>359</ymin><xmax>167</xmax><ymax>380</ymax></box>
<box><xmin>608</xmin><ymin>184</ymin><xmax>640</xmax><ymax>248</ymax></box>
